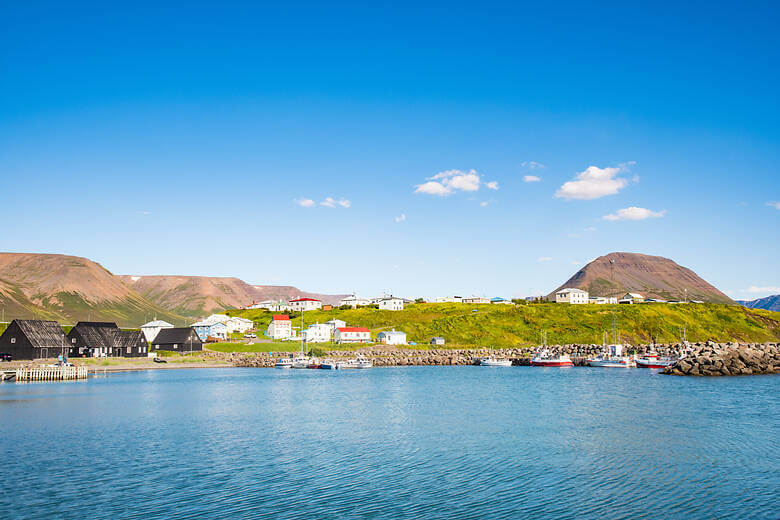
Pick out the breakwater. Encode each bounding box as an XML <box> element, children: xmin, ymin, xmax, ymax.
<box><xmin>663</xmin><ymin>342</ymin><xmax>779</xmax><ymax>376</ymax></box>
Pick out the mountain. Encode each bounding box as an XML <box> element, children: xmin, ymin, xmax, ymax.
<box><xmin>737</xmin><ymin>295</ymin><xmax>780</xmax><ymax>312</ymax></box>
<box><xmin>549</xmin><ymin>252</ymin><xmax>735</xmax><ymax>304</ymax></box>
<box><xmin>0</xmin><ymin>253</ymin><xmax>183</xmax><ymax>326</ymax></box>
<box><xmin>118</xmin><ymin>275</ymin><xmax>348</xmax><ymax>316</ymax></box>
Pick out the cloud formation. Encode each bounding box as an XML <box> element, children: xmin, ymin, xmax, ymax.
<box><xmin>522</xmin><ymin>161</ymin><xmax>545</xmax><ymax>170</ymax></box>
<box><xmin>294</xmin><ymin>198</ymin><xmax>315</xmax><ymax>207</ymax></box>
<box><xmin>767</xmin><ymin>201</ymin><xmax>780</xmax><ymax>210</ymax></box>
<box><xmin>555</xmin><ymin>165</ymin><xmax>631</xmax><ymax>200</ymax></box>
<box><xmin>746</xmin><ymin>285</ymin><xmax>780</xmax><ymax>293</ymax></box>
<box><xmin>603</xmin><ymin>206</ymin><xmax>666</xmax><ymax>221</ymax></box>
<box><xmin>523</xmin><ymin>175</ymin><xmax>541</xmax><ymax>183</ymax></box>
<box><xmin>537</xmin><ymin>256</ymin><xmax>552</xmax><ymax>262</ymax></box>
<box><xmin>395</xmin><ymin>213</ymin><xmax>406</xmax><ymax>223</ymax></box>
<box><xmin>415</xmin><ymin>169</ymin><xmax>498</xmax><ymax>196</ymax></box>
<box><xmin>321</xmin><ymin>197</ymin><xmax>351</xmax><ymax>208</ymax></box>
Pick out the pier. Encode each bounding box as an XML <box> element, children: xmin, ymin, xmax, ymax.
<box><xmin>11</xmin><ymin>365</ymin><xmax>89</xmax><ymax>382</ymax></box>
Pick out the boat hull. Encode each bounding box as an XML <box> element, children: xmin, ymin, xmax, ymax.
<box><xmin>636</xmin><ymin>359</ymin><xmax>673</xmax><ymax>368</ymax></box>
<box><xmin>587</xmin><ymin>359</ymin><xmax>633</xmax><ymax>368</ymax></box>
<box><xmin>480</xmin><ymin>360</ymin><xmax>512</xmax><ymax>367</ymax></box>
<box><xmin>531</xmin><ymin>360</ymin><xmax>573</xmax><ymax>367</ymax></box>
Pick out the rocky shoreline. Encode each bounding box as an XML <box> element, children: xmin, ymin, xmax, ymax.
<box><xmin>226</xmin><ymin>342</ymin><xmax>779</xmax><ymax>376</ymax></box>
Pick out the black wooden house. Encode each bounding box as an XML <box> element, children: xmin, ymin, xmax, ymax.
<box><xmin>67</xmin><ymin>322</ymin><xmax>148</xmax><ymax>358</ymax></box>
<box><xmin>152</xmin><ymin>327</ymin><xmax>202</xmax><ymax>352</ymax></box>
<box><xmin>0</xmin><ymin>320</ymin><xmax>70</xmax><ymax>360</ymax></box>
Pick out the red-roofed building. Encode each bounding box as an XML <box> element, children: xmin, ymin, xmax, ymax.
<box><xmin>334</xmin><ymin>326</ymin><xmax>371</xmax><ymax>344</ymax></box>
<box><xmin>266</xmin><ymin>314</ymin><xmax>293</xmax><ymax>340</ymax></box>
<box><xmin>289</xmin><ymin>297</ymin><xmax>323</xmax><ymax>312</ymax></box>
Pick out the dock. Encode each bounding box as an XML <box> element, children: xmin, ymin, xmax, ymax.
<box><xmin>12</xmin><ymin>365</ymin><xmax>89</xmax><ymax>382</ymax></box>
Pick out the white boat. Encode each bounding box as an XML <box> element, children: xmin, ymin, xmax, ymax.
<box><xmin>480</xmin><ymin>356</ymin><xmax>512</xmax><ymax>367</ymax></box>
<box><xmin>587</xmin><ymin>344</ymin><xmax>635</xmax><ymax>367</ymax></box>
<box><xmin>291</xmin><ymin>355</ymin><xmax>311</xmax><ymax>369</ymax></box>
<box><xmin>531</xmin><ymin>349</ymin><xmax>573</xmax><ymax>367</ymax></box>
<box><xmin>635</xmin><ymin>351</ymin><xmax>674</xmax><ymax>368</ymax></box>
<box><xmin>274</xmin><ymin>357</ymin><xmax>293</xmax><ymax>369</ymax></box>
<box><xmin>355</xmin><ymin>356</ymin><xmax>372</xmax><ymax>369</ymax></box>
<box><xmin>336</xmin><ymin>359</ymin><xmax>359</xmax><ymax>369</ymax></box>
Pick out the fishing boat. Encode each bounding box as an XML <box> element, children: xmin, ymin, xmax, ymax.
<box><xmin>587</xmin><ymin>344</ymin><xmax>635</xmax><ymax>367</ymax></box>
<box><xmin>307</xmin><ymin>358</ymin><xmax>322</xmax><ymax>369</ymax></box>
<box><xmin>531</xmin><ymin>349</ymin><xmax>573</xmax><ymax>367</ymax></box>
<box><xmin>274</xmin><ymin>356</ymin><xmax>294</xmax><ymax>369</ymax></box>
<box><xmin>337</xmin><ymin>359</ymin><xmax>359</xmax><ymax>369</ymax></box>
<box><xmin>291</xmin><ymin>355</ymin><xmax>311</xmax><ymax>369</ymax></box>
<box><xmin>355</xmin><ymin>356</ymin><xmax>372</xmax><ymax>369</ymax></box>
<box><xmin>480</xmin><ymin>356</ymin><xmax>512</xmax><ymax>367</ymax></box>
<box><xmin>635</xmin><ymin>351</ymin><xmax>674</xmax><ymax>369</ymax></box>
<box><xmin>320</xmin><ymin>359</ymin><xmax>337</xmax><ymax>370</ymax></box>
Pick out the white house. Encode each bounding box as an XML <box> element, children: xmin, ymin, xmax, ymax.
<box><xmin>140</xmin><ymin>319</ymin><xmax>174</xmax><ymax>343</ymax></box>
<box><xmin>435</xmin><ymin>296</ymin><xmax>463</xmax><ymax>303</ymax></box>
<box><xmin>266</xmin><ymin>314</ymin><xmax>293</xmax><ymax>340</ymax></box>
<box><xmin>377</xmin><ymin>329</ymin><xmax>407</xmax><ymax>345</ymax></box>
<box><xmin>462</xmin><ymin>297</ymin><xmax>490</xmax><ymax>304</ymax></box>
<box><xmin>619</xmin><ymin>292</ymin><xmax>645</xmax><ymax>304</ymax></box>
<box><xmin>555</xmin><ymin>288</ymin><xmax>589</xmax><ymax>304</ymax></box>
<box><xmin>490</xmin><ymin>297</ymin><xmax>513</xmax><ymax>305</ymax></box>
<box><xmin>378</xmin><ymin>297</ymin><xmax>404</xmax><ymax>311</ymax></box>
<box><xmin>431</xmin><ymin>336</ymin><xmax>446</xmax><ymax>346</ymax></box>
<box><xmin>334</xmin><ymin>327</ymin><xmax>371</xmax><ymax>344</ymax></box>
<box><xmin>324</xmin><ymin>319</ymin><xmax>346</xmax><ymax>333</ymax></box>
<box><xmin>226</xmin><ymin>316</ymin><xmax>254</xmax><ymax>333</ymax></box>
<box><xmin>340</xmin><ymin>294</ymin><xmax>371</xmax><ymax>308</ymax></box>
<box><xmin>301</xmin><ymin>322</ymin><xmax>332</xmax><ymax>343</ymax></box>
<box><xmin>289</xmin><ymin>298</ymin><xmax>322</xmax><ymax>312</ymax></box>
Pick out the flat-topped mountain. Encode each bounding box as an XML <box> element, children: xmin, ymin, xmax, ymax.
<box><xmin>0</xmin><ymin>253</ymin><xmax>181</xmax><ymax>326</ymax></box>
<box><xmin>119</xmin><ymin>275</ymin><xmax>347</xmax><ymax>316</ymax></box>
<box><xmin>550</xmin><ymin>252</ymin><xmax>734</xmax><ymax>304</ymax></box>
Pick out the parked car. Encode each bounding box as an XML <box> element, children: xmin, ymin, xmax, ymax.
<box><xmin>0</xmin><ymin>353</ymin><xmax>12</xmax><ymax>362</ymax></box>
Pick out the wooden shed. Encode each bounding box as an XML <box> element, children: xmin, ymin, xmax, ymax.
<box><xmin>67</xmin><ymin>322</ymin><xmax>149</xmax><ymax>358</ymax></box>
<box><xmin>152</xmin><ymin>327</ymin><xmax>202</xmax><ymax>353</ymax></box>
<box><xmin>0</xmin><ymin>319</ymin><xmax>69</xmax><ymax>360</ymax></box>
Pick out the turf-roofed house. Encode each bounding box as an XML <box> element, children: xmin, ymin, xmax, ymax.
<box><xmin>67</xmin><ymin>322</ymin><xmax>149</xmax><ymax>358</ymax></box>
<box><xmin>0</xmin><ymin>319</ymin><xmax>70</xmax><ymax>360</ymax></box>
<box><xmin>151</xmin><ymin>327</ymin><xmax>203</xmax><ymax>353</ymax></box>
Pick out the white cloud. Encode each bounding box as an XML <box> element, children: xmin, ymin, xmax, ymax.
<box><xmin>603</xmin><ymin>206</ymin><xmax>666</xmax><ymax>221</ymax></box>
<box><xmin>571</xmin><ymin>261</ymin><xmax>582</xmax><ymax>266</ymax></box>
<box><xmin>537</xmin><ymin>256</ymin><xmax>552</xmax><ymax>262</ymax></box>
<box><xmin>522</xmin><ymin>161</ymin><xmax>546</xmax><ymax>170</ymax></box>
<box><xmin>395</xmin><ymin>213</ymin><xmax>406</xmax><ymax>223</ymax></box>
<box><xmin>746</xmin><ymin>285</ymin><xmax>780</xmax><ymax>293</ymax></box>
<box><xmin>555</xmin><ymin>165</ymin><xmax>631</xmax><ymax>200</ymax></box>
<box><xmin>136</xmin><ymin>210</ymin><xmax>152</xmax><ymax>215</ymax></box>
<box><xmin>415</xmin><ymin>169</ymin><xmax>498</xmax><ymax>196</ymax></box>
<box><xmin>523</xmin><ymin>175</ymin><xmax>541</xmax><ymax>183</ymax></box>
<box><xmin>767</xmin><ymin>201</ymin><xmax>780</xmax><ymax>210</ymax></box>
<box><xmin>294</xmin><ymin>198</ymin><xmax>315</xmax><ymax>207</ymax></box>
<box><xmin>480</xmin><ymin>201</ymin><xmax>489</xmax><ymax>207</ymax></box>
<box><xmin>584</xmin><ymin>226</ymin><xmax>596</xmax><ymax>232</ymax></box>
<box><xmin>321</xmin><ymin>197</ymin><xmax>350</xmax><ymax>208</ymax></box>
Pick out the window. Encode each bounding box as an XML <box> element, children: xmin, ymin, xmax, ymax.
<box><xmin>127</xmin><ymin>347</ymin><xmax>131</xmax><ymax>354</ymax></box>
<box><xmin>174</xmin><ymin>344</ymin><xmax>178</xmax><ymax>349</ymax></box>
<box><xmin>10</xmin><ymin>338</ymin><xmax>15</xmax><ymax>344</ymax></box>
<box><xmin>72</xmin><ymin>338</ymin><xmax>76</xmax><ymax>343</ymax></box>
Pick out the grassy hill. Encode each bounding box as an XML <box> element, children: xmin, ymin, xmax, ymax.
<box><xmin>225</xmin><ymin>302</ymin><xmax>780</xmax><ymax>348</ymax></box>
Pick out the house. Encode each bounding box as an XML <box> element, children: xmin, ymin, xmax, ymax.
<box><xmin>435</xmin><ymin>296</ymin><xmax>463</xmax><ymax>303</ymax></box>
<box><xmin>334</xmin><ymin>327</ymin><xmax>371</xmax><ymax>344</ymax></box>
<box><xmin>378</xmin><ymin>297</ymin><xmax>404</xmax><ymax>311</ymax></box>
<box><xmin>0</xmin><ymin>319</ymin><xmax>69</xmax><ymax>360</ymax></box>
<box><xmin>377</xmin><ymin>329</ymin><xmax>407</xmax><ymax>345</ymax></box>
<box><xmin>340</xmin><ymin>294</ymin><xmax>372</xmax><ymax>308</ymax></box>
<box><xmin>555</xmin><ymin>288</ymin><xmax>589</xmax><ymax>304</ymax></box>
<box><xmin>115</xmin><ymin>330</ymin><xmax>149</xmax><ymax>357</ymax></box>
<box><xmin>66</xmin><ymin>321</ymin><xmax>146</xmax><ymax>358</ymax></box>
<box><xmin>252</xmin><ymin>300</ymin><xmax>290</xmax><ymax>312</ymax></box>
<box><xmin>266</xmin><ymin>314</ymin><xmax>293</xmax><ymax>340</ymax></box>
<box><xmin>191</xmin><ymin>319</ymin><xmax>228</xmax><ymax>341</ymax></box>
<box><xmin>325</xmin><ymin>319</ymin><xmax>346</xmax><ymax>331</ymax></box>
<box><xmin>289</xmin><ymin>298</ymin><xmax>322</xmax><ymax>312</ymax></box>
<box><xmin>462</xmin><ymin>297</ymin><xmax>490</xmax><ymax>304</ymax></box>
<box><xmin>589</xmin><ymin>297</ymin><xmax>608</xmax><ymax>304</ymax></box>
<box><xmin>619</xmin><ymin>292</ymin><xmax>645</xmax><ymax>304</ymax></box>
<box><xmin>141</xmin><ymin>319</ymin><xmax>174</xmax><ymax>342</ymax></box>
<box><xmin>643</xmin><ymin>298</ymin><xmax>668</xmax><ymax>303</ymax></box>
<box><xmin>490</xmin><ymin>297</ymin><xmax>513</xmax><ymax>305</ymax></box>
<box><xmin>226</xmin><ymin>316</ymin><xmax>253</xmax><ymax>333</ymax></box>
<box><xmin>431</xmin><ymin>336</ymin><xmax>446</xmax><ymax>346</ymax></box>
<box><xmin>152</xmin><ymin>327</ymin><xmax>202</xmax><ymax>352</ymax></box>
<box><xmin>301</xmin><ymin>323</ymin><xmax>333</xmax><ymax>343</ymax></box>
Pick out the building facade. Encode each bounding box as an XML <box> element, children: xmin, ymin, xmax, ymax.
<box><xmin>334</xmin><ymin>327</ymin><xmax>371</xmax><ymax>344</ymax></box>
<box><xmin>140</xmin><ymin>319</ymin><xmax>174</xmax><ymax>343</ymax></box>
<box><xmin>289</xmin><ymin>298</ymin><xmax>323</xmax><ymax>312</ymax></box>
<box><xmin>377</xmin><ymin>329</ymin><xmax>407</xmax><ymax>345</ymax></box>
<box><xmin>266</xmin><ymin>315</ymin><xmax>293</xmax><ymax>340</ymax></box>
<box><xmin>378</xmin><ymin>297</ymin><xmax>404</xmax><ymax>311</ymax></box>
<box><xmin>555</xmin><ymin>288</ymin><xmax>589</xmax><ymax>304</ymax></box>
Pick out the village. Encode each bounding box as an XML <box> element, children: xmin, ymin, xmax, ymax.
<box><xmin>0</xmin><ymin>289</ymin><xmax>690</xmax><ymax>361</ymax></box>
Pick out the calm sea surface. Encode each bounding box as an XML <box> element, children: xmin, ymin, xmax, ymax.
<box><xmin>0</xmin><ymin>366</ymin><xmax>777</xmax><ymax>519</ymax></box>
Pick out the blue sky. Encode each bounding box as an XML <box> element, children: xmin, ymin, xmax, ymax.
<box><xmin>1</xmin><ymin>1</ymin><xmax>778</xmax><ymax>300</ymax></box>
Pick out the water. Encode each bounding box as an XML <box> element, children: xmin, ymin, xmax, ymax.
<box><xmin>0</xmin><ymin>367</ymin><xmax>777</xmax><ymax>519</ymax></box>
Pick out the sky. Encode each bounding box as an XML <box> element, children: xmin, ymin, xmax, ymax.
<box><xmin>1</xmin><ymin>1</ymin><xmax>779</xmax><ymax>300</ymax></box>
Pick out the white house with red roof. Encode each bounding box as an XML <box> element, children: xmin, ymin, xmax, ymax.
<box><xmin>289</xmin><ymin>297</ymin><xmax>323</xmax><ymax>312</ymax></box>
<box><xmin>266</xmin><ymin>314</ymin><xmax>293</xmax><ymax>339</ymax></box>
<box><xmin>334</xmin><ymin>327</ymin><xmax>371</xmax><ymax>344</ymax></box>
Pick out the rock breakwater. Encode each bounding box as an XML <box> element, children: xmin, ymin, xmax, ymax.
<box><xmin>663</xmin><ymin>342</ymin><xmax>779</xmax><ymax>376</ymax></box>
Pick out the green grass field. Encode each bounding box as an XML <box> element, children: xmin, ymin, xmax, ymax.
<box><xmin>223</xmin><ymin>302</ymin><xmax>780</xmax><ymax>348</ymax></box>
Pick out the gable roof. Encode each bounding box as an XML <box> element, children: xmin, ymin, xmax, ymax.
<box><xmin>115</xmin><ymin>330</ymin><xmax>146</xmax><ymax>349</ymax></box>
<box><xmin>153</xmin><ymin>327</ymin><xmax>201</xmax><ymax>345</ymax></box>
<box><xmin>272</xmin><ymin>314</ymin><xmax>290</xmax><ymax>321</ymax></box>
<box><xmin>142</xmin><ymin>320</ymin><xmax>174</xmax><ymax>328</ymax></box>
<box><xmin>69</xmin><ymin>322</ymin><xmax>121</xmax><ymax>348</ymax></box>
<box><xmin>13</xmin><ymin>320</ymin><xmax>68</xmax><ymax>348</ymax></box>
<box><xmin>290</xmin><ymin>297</ymin><xmax>321</xmax><ymax>302</ymax></box>
<box><xmin>337</xmin><ymin>327</ymin><xmax>370</xmax><ymax>333</ymax></box>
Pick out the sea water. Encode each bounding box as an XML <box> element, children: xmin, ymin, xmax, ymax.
<box><xmin>0</xmin><ymin>366</ymin><xmax>777</xmax><ymax>519</ymax></box>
